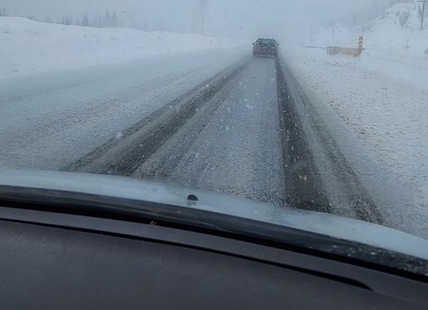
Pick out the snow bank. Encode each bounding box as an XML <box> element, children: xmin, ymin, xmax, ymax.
<box><xmin>283</xmin><ymin>45</ymin><xmax>428</xmax><ymax>238</ymax></box>
<box><xmin>288</xmin><ymin>3</ymin><xmax>428</xmax><ymax>237</ymax></box>
<box><xmin>0</xmin><ymin>17</ymin><xmax>243</xmax><ymax>80</ymax></box>
<box><xmin>308</xmin><ymin>2</ymin><xmax>428</xmax><ymax>58</ymax></box>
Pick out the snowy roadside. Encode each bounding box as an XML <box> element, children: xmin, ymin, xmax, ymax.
<box><xmin>300</xmin><ymin>0</ymin><xmax>428</xmax><ymax>88</ymax></box>
<box><xmin>0</xmin><ymin>17</ymin><xmax>245</xmax><ymax>80</ymax></box>
<box><xmin>283</xmin><ymin>45</ymin><xmax>428</xmax><ymax>237</ymax></box>
<box><xmin>306</xmin><ymin>3</ymin><xmax>428</xmax><ymax>59</ymax></box>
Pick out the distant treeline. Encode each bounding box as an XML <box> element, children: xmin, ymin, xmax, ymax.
<box><xmin>0</xmin><ymin>7</ymin><xmax>8</xmax><ymax>17</ymax></box>
<box><xmin>29</xmin><ymin>10</ymin><xmax>120</xmax><ymax>28</ymax></box>
<box><xmin>1</xmin><ymin>8</ymin><xmax>121</xmax><ymax>28</ymax></box>
<box><xmin>0</xmin><ymin>4</ymin><xmax>207</xmax><ymax>34</ymax></box>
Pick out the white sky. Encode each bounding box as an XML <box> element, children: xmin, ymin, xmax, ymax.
<box><xmin>2</xmin><ymin>0</ymin><xmax>387</xmax><ymax>39</ymax></box>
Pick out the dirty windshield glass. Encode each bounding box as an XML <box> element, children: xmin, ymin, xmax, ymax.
<box><xmin>1</xmin><ymin>0</ymin><xmax>428</xmax><ymax>245</ymax></box>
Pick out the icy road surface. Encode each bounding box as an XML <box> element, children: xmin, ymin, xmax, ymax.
<box><xmin>134</xmin><ymin>58</ymin><xmax>285</xmax><ymax>206</ymax></box>
<box><xmin>0</xmin><ymin>49</ymin><xmax>244</xmax><ymax>169</ymax></box>
<box><xmin>1</xmin><ymin>49</ymin><xmax>427</xmax><ymax>239</ymax></box>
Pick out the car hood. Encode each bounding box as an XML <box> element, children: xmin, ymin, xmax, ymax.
<box><xmin>0</xmin><ymin>169</ymin><xmax>427</xmax><ymax>261</ymax></box>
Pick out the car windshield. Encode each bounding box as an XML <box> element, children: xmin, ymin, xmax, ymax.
<box><xmin>1</xmin><ymin>0</ymin><xmax>428</xmax><ymax>259</ymax></box>
<box><xmin>257</xmin><ymin>39</ymin><xmax>276</xmax><ymax>44</ymax></box>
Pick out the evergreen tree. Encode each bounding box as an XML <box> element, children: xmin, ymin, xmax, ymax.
<box><xmin>92</xmin><ymin>16</ymin><xmax>102</xmax><ymax>27</ymax></box>
<box><xmin>111</xmin><ymin>11</ymin><xmax>118</xmax><ymax>27</ymax></box>
<box><xmin>62</xmin><ymin>16</ymin><xmax>72</xmax><ymax>25</ymax></box>
<box><xmin>143</xmin><ymin>22</ymin><xmax>150</xmax><ymax>32</ymax></box>
<box><xmin>104</xmin><ymin>10</ymin><xmax>111</xmax><ymax>27</ymax></box>
<box><xmin>82</xmin><ymin>14</ymin><xmax>89</xmax><ymax>27</ymax></box>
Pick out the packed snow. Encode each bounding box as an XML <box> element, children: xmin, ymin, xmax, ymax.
<box><xmin>0</xmin><ymin>17</ymin><xmax>244</xmax><ymax>80</ymax></box>
<box><xmin>283</xmin><ymin>2</ymin><xmax>428</xmax><ymax>237</ymax></box>
<box><xmin>0</xmin><ymin>48</ymin><xmax>245</xmax><ymax>171</ymax></box>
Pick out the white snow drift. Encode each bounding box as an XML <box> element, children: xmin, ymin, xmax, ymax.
<box><xmin>283</xmin><ymin>2</ymin><xmax>428</xmax><ymax>238</ymax></box>
<box><xmin>307</xmin><ymin>2</ymin><xmax>428</xmax><ymax>57</ymax></box>
<box><xmin>0</xmin><ymin>17</ymin><xmax>243</xmax><ymax>80</ymax></box>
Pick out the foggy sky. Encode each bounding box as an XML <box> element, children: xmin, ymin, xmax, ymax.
<box><xmin>2</xmin><ymin>0</ymin><xmax>388</xmax><ymax>40</ymax></box>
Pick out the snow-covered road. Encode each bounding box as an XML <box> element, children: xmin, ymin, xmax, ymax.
<box><xmin>1</xmin><ymin>47</ymin><xmax>427</xmax><ymax>239</ymax></box>
<box><xmin>0</xmin><ymin>49</ymin><xmax>245</xmax><ymax>170</ymax></box>
<box><xmin>136</xmin><ymin>58</ymin><xmax>286</xmax><ymax>206</ymax></box>
<box><xmin>56</xmin><ymin>54</ymin><xmax>387</xmax><ymax>229</ymax></box>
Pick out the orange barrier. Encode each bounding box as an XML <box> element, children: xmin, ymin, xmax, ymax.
<box><xmin>327</xmin><ymin>47</ymin><xmax>363</xmax><ymax>57</ymax></box>
<box><xmin>327</xmin><ymin>35</ymin><xmax>364</xmax><ymax>57</ymax></box>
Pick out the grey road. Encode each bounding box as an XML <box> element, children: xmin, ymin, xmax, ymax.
<box><xmin>0</xmin><ymin>50</ymin><xmax>392</xmax><ymax>232</ymax></box>
<box><xmin>135</xmin><ymin>58</ymin><xmax>285</xmax><ymax>206</ymax></box>
<box><xmin>0</xmin><ymin>49</ymin><xmax>244</xmax><ymax>170</ymax></box>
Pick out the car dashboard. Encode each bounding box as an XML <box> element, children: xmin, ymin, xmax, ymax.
<box><xmin>0</xmin><ymin>204</ymin><xmax>427</xmax><ymax>310</ymax></box>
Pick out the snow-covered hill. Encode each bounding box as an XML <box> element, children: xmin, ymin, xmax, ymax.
<box><xmin>309</xmin><ymin>2</ymin><xmax>428</xmax><ymax>57</ymax></box>
<box><xmin>0</xmin><ymin>17</ymin><xmax>243</xmax><ymax>80</ymax></box>
<box><xmin>284</xmin><ymin>2</ymin><xmax>428</xmax><ymax>237</ymax></box>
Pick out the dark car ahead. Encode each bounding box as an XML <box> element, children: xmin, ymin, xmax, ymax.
<box><xmin>253</xmin><ymin>38</ymin><xmax>279</xmax><ymax>57</ymax></box>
